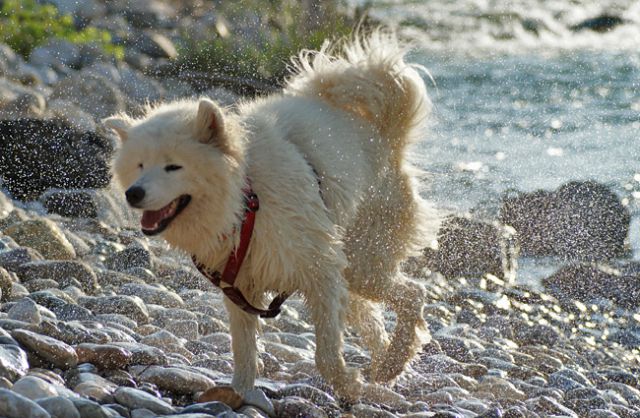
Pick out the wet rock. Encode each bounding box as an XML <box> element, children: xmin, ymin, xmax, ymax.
<box><xmin>41</xmin><ymin>190</ymin><xmax>99</xmax><ymax>219</ymax></box>
<box><xmin>0</xmin><ymin>119</ymin><xmax>113</xmax><ymax>201</ymax></box>
<box><xmin>51</xmin><ymin>73</ymin><xmax>126</xmax><ymax>119</ymax></box>
<box><xmin>11</xmin><ymin>329</ymin><xmax>78</xmax><ymax>369</ymax></box>
<box><xmin>138</xmin><ymin>366</ymin><xmax>216</xmax><ymax>395</ymax></box>
<box><xmin>198</xmin><ymin>386</ymin><xmax>243</xmax><ymax>409</ymax></box>
<box><xmin>0</xmin><ymin>342</ymin><xmax>29</xmax><ymax>381</ymax></box>
<box><xmin>243</xmin><ymin>389</ymin><xmax>275</xmax><ymax>416</ymax></box>
<box><xmin>571</xmin><ymin>15</ymin><xmax>626</xmax><ymax>32</ymax></box>
<box><xmin>0</xmin><ymin>247</ymin><xmax>43</xmax><ymax>272</ymax></box>
<box><xmin>109</xmin><ymin>342</ymin><xmax>168</xmax><ymax>366</ymax></box>
<box><xmin>0</xmin><ymin>78</ymin><xmax>45</xmax><ymax>119</ymax></box>
<box><xmin>75</xmin><ymin>343</ymin><xmax>132</xmax><ymax>369</ymax></box>
<box><xmin>423</xmin><ymin>215</ymin><xmax>518</xmax><ymax>283</ymax></box>
<box><xmin>7</xmin><ymin>297</ymin><xmax>42</xmax><ymax>323</ymax></box>
<box><xmin>12</xmin><ymin>375</ymin><xmax>62</xmax><ymax>400</ymax></box>
<box><xmin>119</xmin><ymin>283</ymin><xmax>183</xmax><ymax>308</ymax></box>
<box><xmin>30</xmin><ymin>39</ymin><xmax>81</xmax><ymax>69</ymax></box>
<box><xmin>78</xmin><ymin>295</ymin><xmax>149</xmax><ymax>324</ymax></box>
<box><xmin>119</xmin><ymin>0</ymin><xmax>177</xmax><ymax>28</ymax></box>
<box><xmin>543</xmin><ymin>263</ymin><xmax>640</xmax><ymax>309</ymax></box>
<box><xmin>0</xmin><ymin>388</ymin><xmax>51</xmax><ymax>418</ymax></box>
<box><xmin>70</xmin><ymin>398</ymin><xmax>114</xmax><ymax>418</ymax></box>
<box><xmin>0</xmin><ymin>267</ymin><xmax>14</xmax><ymax>301</ymax></box>
<box><xmin>276</xmin><ymin>396</ymin><xmax>327</xmax><ymax>418</ymax></box>
<box><xmin>129</xmin><ymin>31</ymin><xmax>178</xmax><ymax>59</ymax></box>
<box><xmin>526</xmin><ymin>395</ymin><xmax>578</xmax><ymax>417</ymax></box>
<box><xmin>475</xmin><ymin>376</ymin><xmax>526</xmax><ymax>400</ymax></box>
<box><xmin>278</xmin><ymin>383</ymin><xmax>337</xmax><ymax>408</ymax></box>
<box><xmin>165</xmin><ymin>320</ymin><xmax>199</xmax><ymax>340</ymax></box>
<box><xmin>17</xmin><ymin>261</ymin><xmax>98</xmax><ymax>294</ymax></box>
<box><xmin>500</xmin><ymin>181</ymin><xmax>629</xmax><ymax>260</ymax></box>
<box><xmin>105</xmin><ymin>247</ymin><xmax>152</xmax><ymax>272</ymax></box>
<box><xmin>36</xmin><ymin>396</ymin><xmax>81</xmax><ymax>418</ymax></box>
<box><xmin>114</xmin><ymin>386</ymin><xmax>175</xmax><ymax>415</ymax></box>
<box><xmin>4</xmin><ymin>219</ymin><xmax>76</xmax><ymax>260</ymax></box>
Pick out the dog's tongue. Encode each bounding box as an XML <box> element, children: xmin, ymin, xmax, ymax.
<box><xmin>141</xmin><ymin>209</ymin><xmax>165</xmax><ymax>230</ymax></box>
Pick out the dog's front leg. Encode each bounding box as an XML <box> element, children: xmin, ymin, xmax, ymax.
<box><xmin>306</xmin><ymin>277</ymin><xmax>363</xmax><ymax>402</ymax></box>
<box><xmin>224</xmin><ymin>295</ymin><xmax>259</xmax><ymax>394</ymax></box>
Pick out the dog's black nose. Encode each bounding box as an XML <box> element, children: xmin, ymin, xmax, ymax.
<box><xmin>125</xmin><ymin>186</ymin><xmax>145</xmax><ymax>206</ymax></box>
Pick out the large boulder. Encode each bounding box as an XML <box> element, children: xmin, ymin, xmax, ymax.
<box><xmin>421</xmin><ymin>215</ymin><xmax>518</xmax><ymax>284</ymax></box>
<box><xmin>542</xmin><ymin>262</ymin><xmax>640</xmax><ymax>309</ymax></box>
<box><xmin>500</xmin><ymin>181</ymin><xmax>630</xmax><ymax>261</ymax></box>
<box><xmin>0</xmin><ymin>119</ymin><xmax>113</xmax><ymax>201</ymax></box>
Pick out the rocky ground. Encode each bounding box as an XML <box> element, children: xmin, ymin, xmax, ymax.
<box><xmin>2</xmin><ymin>1</ymin><xmax>640</xmax><ymax>418</ymax></box>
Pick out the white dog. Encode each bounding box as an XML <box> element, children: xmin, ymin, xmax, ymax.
<box><xmin>106</xmin><ymin>29</ymin><xmax>433</xmax><ymax>401</ymax></box>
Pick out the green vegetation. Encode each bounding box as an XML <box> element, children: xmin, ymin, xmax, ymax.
<box><xmin>176</xmin><ymin>0</ymin><xmax>359</xmax><ymax>84</ymax></box>
<box><xmin>0</xmin><ymin>0</ymin><xmax>123</xmax><ymax>60</ymax></box>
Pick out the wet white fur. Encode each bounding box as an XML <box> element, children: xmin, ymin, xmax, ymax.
<box><xmin>107</xmin><ymin>29</ymin><xmax>433</xmax><ymax>401</ymax></box>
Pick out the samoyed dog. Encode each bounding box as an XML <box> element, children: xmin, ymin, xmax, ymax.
<box><xmin>106</xmin><ymin>30</ymin><xmax>433</xmax><ymax>400</ymax></box>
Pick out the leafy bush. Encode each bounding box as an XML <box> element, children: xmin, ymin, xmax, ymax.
<box><xmin>176</xmin><ymin>0</ymin><xmax>357</xmax><ymax>84</ymax></box>
<box><xmin>0</xmin><ymin>0</ymin><xmax>123</xmax><ymax>60</ymax></box>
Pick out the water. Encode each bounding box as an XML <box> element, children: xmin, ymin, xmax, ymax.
<box><xmin>353</xmin><ymin>0</ymin><xmax>640</xmax><ymax>283</ymax></box>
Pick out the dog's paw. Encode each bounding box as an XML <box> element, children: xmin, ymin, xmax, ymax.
<box><xmin>332</xmin><ymin>367</ymin><xmax>363</xmax><ymax>402</ymax></box>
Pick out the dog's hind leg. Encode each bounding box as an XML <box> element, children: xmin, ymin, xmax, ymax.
<box><xmin>304</xmin><ymin>271</ymin><xmax>363</xmax><ymax>401</ymax></box>
<box><xmin>346</xmin><ymin>294</ymin><xmax>389</xmax><ymax>377</ymax></box>
<box><xmin>224</xmin><ymin>296</ymin><xmax>259</xmax><ymax>394</ymax></box>
<box><xmin>369</xmin><ymin>273</ymin><xmax>429</xmax><ymax>383</ymax></box>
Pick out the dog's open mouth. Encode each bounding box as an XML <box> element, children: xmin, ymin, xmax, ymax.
<box><xmin>141</xmin><ymin>195</ymin><xmax>191</xmax><ymax>236</ymax></box>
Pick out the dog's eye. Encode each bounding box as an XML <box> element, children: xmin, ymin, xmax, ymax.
<box><xmin>165</xmin><ymin>164</ymin><xmax>182</xmax><ymax>172</ymax></box>
<box><xmin>138</xmin><ymin>163</ymin><xmax>143</xmax><ymax>170</ymax></box>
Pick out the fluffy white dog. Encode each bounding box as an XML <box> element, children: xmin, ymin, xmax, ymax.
<box><xmin>106</xmin><ymin>29</ymin><xmax>433</xmax><ymax>401</ymax></box>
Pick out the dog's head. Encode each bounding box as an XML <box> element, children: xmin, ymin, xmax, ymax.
<box><xmin>105</xmin><ymin>98</ymin><xmax>245</xmax><ymax>240</ymax></box>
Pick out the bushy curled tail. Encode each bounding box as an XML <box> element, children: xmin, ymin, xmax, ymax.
<box><xmin>285</xmin><ymin>28</ymin><xmax>431</xmax><ymax>156</ymax></box>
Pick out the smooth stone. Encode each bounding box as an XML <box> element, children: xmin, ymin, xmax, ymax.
<box><xmin>131</xmin><ymin>408</ymin><xmax>156</xmax><ymax>418</ymax></box>
<box><xmin>263</xmin><ymin>340</ymin><xmax>310</xmax><ymax>363</ymax></box>
<box><xmin>17</xmin><ymin>261</ymin><xmax>98</xmax><ymax>294</ymax></box>
<box><xmin>79</xmin><ymin>295</ymin><xmax>149</xmax><ymax>324</ymax></box>
<box><xmin>114</xmin><ymin>386</ymin><xmax>175</xmax><ymax>415</ymax></box>
<box><xmin>7</xmin><ymin>297</ymin><xmax>42</xmax><ymax>323</ymax></box>
<box><xmin>75</xmin><ymin>343</ymin><xmax>132</xmax><ymax>369</ymax></box>
<box><xmin>0</xmin><ymin>247</ymin><xmax>42</xmax><ymax>271</ymax></box>
<box><xmin>243</xmin><ymin>389</ymin><xmax>275</xmax><ymax>417</ymax></box>
<box><xmin>276</xmin><ymin>397</ymin><xmax>327</xmax><ymax>418</ymax></box>
<box><xmin>0</xmin><ymin>388</ymin><xmax>51</xmax><ymax>418</ymax></box>
<box><xmin>475</xmin><ymin>376</ymin><xmax>526</xmax><ymax>400</ymax></box>
<box><xmin>109</xmin><ymin>342</ymin><xmax>168</xmax><ymax>366</ymax></box>
<box><xmin>165</xmin><ymin>319</ymin><xmax>199</xmax><ymax>340</ymax></box>
<box><xmin>11</xmin><ymin>329</ymin><xmax>78</xmax><ymax>369</ymax></box>
<box><xmin>352</xmin><ymin>403</ymin><xmax>396</xmax><ymax>418</ymax></box>
<box><xmin>0</xmin><ymin>342</ymin><xmax>29</xmax><ymax>381</ymax></box>
<box><xmin>71</xmin><ymin>398</ymin><xmax>115</xmax><ymax>418</ymax></box>
<box><xmin>104</xmin><ymin>247</ymin><xmax>152</xmax><ymax>272</ymax></box>
<box><xmin>138</xmin><ymin>366</ymin><xmax>216</xmax><ymax>395</ymax></box>
<box><xmin>4</xmin><ymin>220</ymin><xmax>76</xmax><ymax>260</ymax></box>
<box><xmin>12</xmin><ymin>375</ymin><xmax>60</xmax><ymax>400</ymax></box>
<box><xmin>180</xmin><ymin>401</ymin><xmax>233</xmax><ymax>415</ymax></box>
<box><xmin>119</xmin><ymin>283</ymin><xmax>184</xmax><ymax>308</ymax></box>
<box><xmin>36</xmin><ymin>396</ymin><xmax>81</xmax><ymax>418</ymax></box>
<box><xmin>278</xmin><ymin>384</ymin><xmax>336</xmax><ymax>408</ymax></box>
<box><xmin>198</xmin><ymin>386</ymin><xmax>243</xmax><ymax>409</ymax></box>
<box><xmin>50</xmin><ymin>73</ymin><xmax>126</xmax><ymax>119</ymax></box>
<box><xmin>73</xmin><ymin>382</ymin><xmax>115</xmax><ymax>403</ymax></box>
<box><xmin>526</xmin><ymin>395</ymin><xmax>578</xmax><ymax>417</ymax></box>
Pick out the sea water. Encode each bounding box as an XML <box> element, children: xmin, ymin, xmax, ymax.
<box><xmin>353</xmin><ymin>0</ymin><xmax>640</xmax><ymax>284</ymax></box>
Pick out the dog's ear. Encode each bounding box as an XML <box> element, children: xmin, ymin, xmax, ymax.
<box><xmin>195</xmin><ymin>98</ymin><xmax>226</xmax><ymax>144</ymax></box>
<box><xmin>103</xmin><ymin>117</ymin><xmax>131</xmax><ymax>141</ymax></box>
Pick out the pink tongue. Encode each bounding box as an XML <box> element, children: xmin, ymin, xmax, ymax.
<box><xmin>141</xmin><ymin>209</ymin><xmax>166</xmax><ymax>230</ymax></box>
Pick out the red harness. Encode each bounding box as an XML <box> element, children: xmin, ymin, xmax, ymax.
<box><xmin>192</xmin><ymin>185</ymin><xmax>289</xmax><ymax>318</ymax></box>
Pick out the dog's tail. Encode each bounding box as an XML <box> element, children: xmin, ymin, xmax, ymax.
<box><xmin>285</xmin><ymin>28</ymin><xmax>431</xmax><ymax>157</ymax></box>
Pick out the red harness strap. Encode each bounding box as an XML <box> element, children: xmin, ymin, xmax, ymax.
<box><xmin>192</xmin><ymin>185</ymin><xmax>289</xmax><ymax>318</ymax></box>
